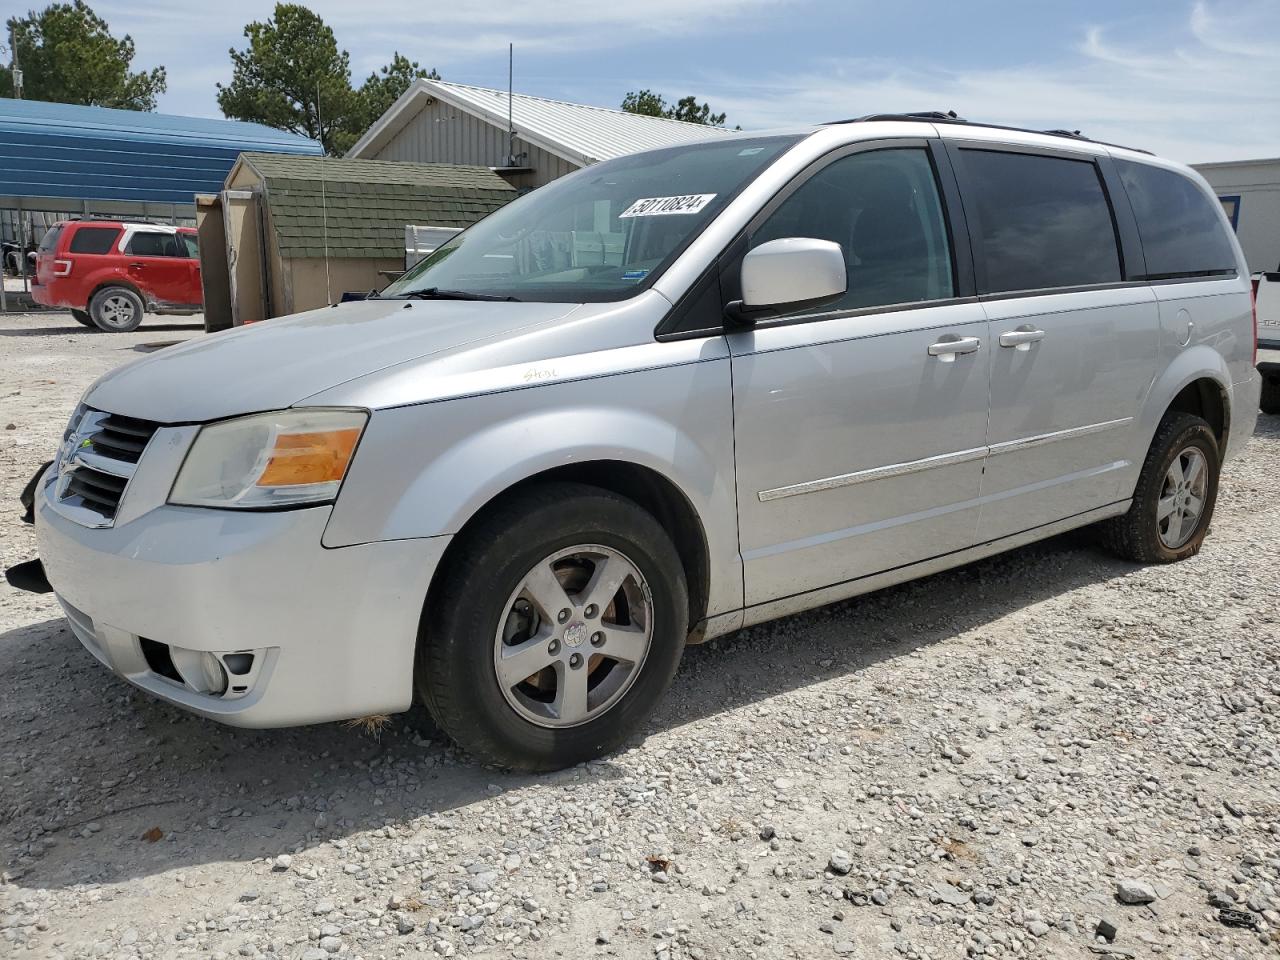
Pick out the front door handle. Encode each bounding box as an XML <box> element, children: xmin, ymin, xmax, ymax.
<box><xmin>998</xmin><ymin>327</ymin><xmax>1046</xmax><ymax>351</ymax></box>
<box><xmin>927</xmin><ymin>336</ymin><xmax>981</xmax><ymax>363</ymax></box>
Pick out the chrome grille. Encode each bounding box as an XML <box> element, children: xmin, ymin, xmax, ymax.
<box><xmin>54</xmin><ymin>409</ymin><xmax>161</xmax><ymax>526</ymax></box>
<box><xmin>86</xmin><ymin>413</ymin><xmax>156</xmax><ymax>463</ymax></box>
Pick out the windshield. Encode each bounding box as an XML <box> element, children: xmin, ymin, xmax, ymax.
<box><xmin>381</xmin><ymin>135</ymin><xmax>801</xmax><ymax>303</ymax></box>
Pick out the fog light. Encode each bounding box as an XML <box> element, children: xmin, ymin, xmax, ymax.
<box><xmin>199</xmin><ymin>652</ymin><xmax>229</xmax><ymax>695</ymax></box>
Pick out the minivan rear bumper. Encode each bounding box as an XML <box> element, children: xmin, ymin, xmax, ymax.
<box><xmin>35</xmin><ymin>471</ymin><xmax>447</xmax><ymax>727</ymax></box>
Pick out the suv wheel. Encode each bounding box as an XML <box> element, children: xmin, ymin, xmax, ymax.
<box><xmin>89</xmin><ymin>286</ymin><xmax>144</xmax><ymax>332</ymax></box>
<box><xmin>1101</xmin><ymin>412</ymin><xmax>1219</xmax><ymax>563</ymax></box>
<box><xmin>416</xmin><ymin>482</ymin><xmax>689</xmax><ymax>770</ymax></box>
<box><xmin>1261</xmin><ymin>376</ymin><xmax>1280</xmax><ymax>415</ymax></box>
<box><xmin>70</xmin><ymin>309</ymin><xmax>95</xmax><ymax>327</ymax></box>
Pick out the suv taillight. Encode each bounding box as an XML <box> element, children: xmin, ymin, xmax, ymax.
<box><xmin>52</xmin><ymin>259</ymin><xmax>72</xmax><ymax>277</ymax></box>
<box><xmin>1251</xmin><ymin>280</ymin><xmax>1258</xmax><ymax>366</ymax></box>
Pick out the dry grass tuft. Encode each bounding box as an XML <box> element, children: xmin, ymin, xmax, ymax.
<box><xmin>344</xmin><ymin>714</ymin><xmax>392</xmax><ymax>739</ymax></box>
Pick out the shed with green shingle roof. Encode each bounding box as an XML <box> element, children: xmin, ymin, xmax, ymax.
<box><xmin>200</xmin><ymin>152</ymin><xmax>514</xmax><ymax>326</ymax></box>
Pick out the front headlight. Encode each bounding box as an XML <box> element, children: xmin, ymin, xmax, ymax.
<box><xmin>169</xmin><ymin>408</ymin><xmax>368</xmax><ymax>509</ymax></box>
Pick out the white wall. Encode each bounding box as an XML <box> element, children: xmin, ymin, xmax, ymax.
<box><xmin>371</xmin><ymin>97</ymin><xmax>579</xmax><ymax>190</ymax></box>
<box><xmin>1194</xmin><ymin>159</ymin><xmax>1280</xmax><ymax>273</ymax></box>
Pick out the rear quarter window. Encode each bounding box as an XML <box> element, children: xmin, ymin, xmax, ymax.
<box><xmin>37</xmin><ymin>225</ymin><xmax>64</xmax><ymax>252</ymax></box>
<box><xmin>68</xmin><ymin>227</ymin><xmax>121</xmax><ymax>255</ymax></box>
<box><xmin>1116</xmin><ymin>160</ymin><xmax>1237</xmax><ymax>280</ymax></box>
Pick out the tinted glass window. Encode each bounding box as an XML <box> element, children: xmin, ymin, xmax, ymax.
<box><xmin>962</xmin><ymin>150</ymin><xmax>1120</xmax><ymax>293</ymax></box>
<box><xmin>181</xmin><ymin>234</ymin><xmax>199</xmax><ymax>258</ymax></box>
<box><xmin>750</xmin><ymin>148</ymin><xmax>954</xmax><ymax>313</ymax></box>
<box><xmin>382</xmin><ymin>136</ymin><xmax>800</xmax><ymax>304</ymax></box>
<box><xmin>68</xmin><ymin>227</ymin><xmax>120</xmax><ymax>254</ymax></box>
<box><xmin>1117</xmin><ymin>160</ymin><xmax>1237</xmax><ymax>279</ymax></box>
<box><xmin>126</xmin><ymin>232</ymin><xmax>181</xmax><ymax>257</ymax></box>
<box><xmin>37</xmin><ymin>225</ymin><xmax>63</xmax><ymax>252</ymax></box>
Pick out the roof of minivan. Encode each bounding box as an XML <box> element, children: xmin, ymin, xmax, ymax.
<box><xmin>675</xmin><ymin>118</ymin><xmax>1176</xmax><ymax>172</ymax></box>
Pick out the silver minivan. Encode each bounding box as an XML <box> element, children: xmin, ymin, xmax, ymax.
<box><xmin>27</xmin><ymin>114</ymin><xmax>1260</xmax><ymax>770</ymax></box>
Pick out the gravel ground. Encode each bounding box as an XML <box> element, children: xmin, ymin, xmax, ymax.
<box><xmin>2</xmin><ymin>310</ymin><xmax>1279</xmax><ymax>960</ymax></box>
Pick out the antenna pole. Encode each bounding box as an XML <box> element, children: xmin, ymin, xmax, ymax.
<box><xmin>507</xmin><ymin>42</ymin><xmax>514</xmax><ymax>166</ymax></box>
<box><xmin>317</xmin><ymin>81</ymin><xmax>332</xmax><ymax>306</ymax></box>
<box><xmin>9</xmin><ymin>22</ymin><xmax>23</xmax><ymax>99</ymax></box>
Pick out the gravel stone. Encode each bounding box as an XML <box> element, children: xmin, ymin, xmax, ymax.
<box><xmin>1115</xmin><ymin>879</ymin><xmax>1157</xmax><ymax>905</ymax></box>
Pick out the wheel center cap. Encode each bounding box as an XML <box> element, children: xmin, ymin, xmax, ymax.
<box><xmin>563</xmin><ymin>622</ymin><xmax>587</xmax><ymax>648</ymax></box>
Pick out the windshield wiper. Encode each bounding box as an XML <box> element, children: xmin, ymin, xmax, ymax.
<box><xmin>401</xmin><ymin>287</ymin><xmax>521</xmax><ymax>302</ymax></box>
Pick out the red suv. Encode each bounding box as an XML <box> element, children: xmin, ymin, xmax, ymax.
<box><xmin>32</xmin><ymin>220</ymin><xmax>203</xmax><ymax>332</ymax></box>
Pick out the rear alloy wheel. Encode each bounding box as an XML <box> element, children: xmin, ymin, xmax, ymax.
<box><xmin>70</xmin><ymin>309</ymin><xmax>95</xmax><ymax>327</ymax></box>
<box><xmin>89</xmin><ymin>286</ymin><xmax>144</xmax><ymax>332</ymax></box>
<box><xmin>417</xmin><ymin>482</ymin><xmax>688</xmax><ymax>771</ymax></box>
<box><xmin>1101</xmin><ymin>412</ymin><xmax>1219</xmax><ymax>563</ymax></box>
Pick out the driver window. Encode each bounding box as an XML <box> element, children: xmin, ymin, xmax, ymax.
<box><xmin>750</xmin><ymin>148</ymin><xmax>955</xmax><ymax>315</ymax></box>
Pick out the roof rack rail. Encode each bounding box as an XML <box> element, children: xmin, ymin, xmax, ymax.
<box><xmin>66</xmin><ymin>214</ymin><xmax>179</xmax><ymax>225</ymax></box>
<box><xmin>823</xmin><ymin>112</ymin><xmax>1152</xmax><ymax>155</ymax></box>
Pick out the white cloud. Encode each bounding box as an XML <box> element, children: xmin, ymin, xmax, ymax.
<box><xmin>694</xmin><ymin>1</ymin><xmax>1279</xmax><ymax>163</ymax></box>
<box><xmin>94</xmin><ymin>0</ymin><xmax>1277</xmax><ymax>163</ymax></box>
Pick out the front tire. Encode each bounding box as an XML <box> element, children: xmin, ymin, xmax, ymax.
<box><xmin>70</xmin><ymin>309</ymin><xmax>94</xmax><ymax>327</ymax></box>
<box><xmin>1261</xmin><ymin>376</ymin><xmax>1280</xmax><ymax>415</ymax></box>
<box><xmin>1101</xmin><ymin>412</ymin><xmax>1219</xmax><ymax>563</ymax></box>
<box><xmin>416</xmin><ymin>482</ymin><xmax>688</xmax><ymax>771</ymax></box>
<box><xmin>89</xmin><ymin>286</ymin><xmax>144</xmax><ymax>332</ymax></box>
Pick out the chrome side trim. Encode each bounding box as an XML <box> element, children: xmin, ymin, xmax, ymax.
<box><xmin>986</xmin><ymin>417</ymin><xmax>1133</xmax><ymax>456</ymax></box>
<box><xmin>757</xmin><ymin>417</ymin><xmax>1134</xmax><ymax>502</ymax></box>
<box><xmin>758</xmin><ymin>446</ymin><xmax>987</xmax><ymax>502</ymax></box>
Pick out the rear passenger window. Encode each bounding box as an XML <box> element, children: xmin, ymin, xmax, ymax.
<box><xmin>126</xmin><ymin>232</ymin><xmax>181</xmax><ymax>257</ymax></box>
<box><xmin>960</xmin><ymin>150</ymin><xmax>1121</xmax><ymax>293</ymax></box>
<box><xmin>38</xmin><ymin>225</ymin><xmax>63</xmax><ymax>252</ymax></box>
<box><xmin>68</xmin><ymin>227</ymin><xmax>120</xmax><ymax>255</ymax></box>
<box><xmin>749</xmin><ymin>147</ymin><xmax>954</xmax><ymax>314</ymax></box>
<box><xmin>1116</xmin><ymin>160</ymin><xmax>1236</xmax><ymax>280</ymax></box>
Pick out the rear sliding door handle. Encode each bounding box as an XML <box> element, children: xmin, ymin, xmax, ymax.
<box><xmin>998</xmin><ymin>328</ymin><xmax>1046</xmax><ymax>351</ymax></box>
<box><xmin>927</xmin><ymin>336</ymin><xmax>981</xmax><ymax>362</ymax></box>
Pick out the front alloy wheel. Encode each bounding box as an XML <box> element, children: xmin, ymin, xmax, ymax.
<box><xmin>417</xmin><ymin>482</ymin><xmax>688</xmax><ymax>771</ymax></box>
<box><xmin>495</xmin><ymin>545</ymin><xmax>653</xmax><ymax>728</ymax></box>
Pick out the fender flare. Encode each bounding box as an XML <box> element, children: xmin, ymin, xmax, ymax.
<box><xmin>1134</xmin><ymin>345</ymin><xmax>1231</xmax><ymax>453</ymax></box>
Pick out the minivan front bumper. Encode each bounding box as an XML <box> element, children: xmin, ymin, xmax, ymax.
<box><xmin>35</xmin><ymin>468</ymin><xmax>447</xmax><ymax>727</ymax></box>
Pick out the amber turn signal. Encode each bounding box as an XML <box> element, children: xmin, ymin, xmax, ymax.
<box><xmin>257</xmin><ymin>428</ymin><xmax>361</xmax><ymax>487</ymax></box>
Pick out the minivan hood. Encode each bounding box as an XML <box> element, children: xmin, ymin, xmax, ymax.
<box><xmin>84</xmin><ymin>298</ymin><xmax>581</xmax><ymax>422</ymax></box>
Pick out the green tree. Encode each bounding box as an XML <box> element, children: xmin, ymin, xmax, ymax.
<box><xmin>353</xmin><ymin>52</ymin><xmax>438</xmax><ymax>135</ymax></box>
<box><xmin>621</xmin><ymin>88</ymin><xmax>728</xmax><ymax>127</ymax></box>
<box><xmin>1</xmin><ymin>1</ymin><xmax>166</xmax><ymax>110</ymax></box>
<box><xmin>216</xmin><ymin>3</ymin><xmax>358</xmax><ymax>155</ymax></box>
<box><xmin>217</xmin><ymin>6</ymin><xmax>440</xmax><ymax>155</ymax></box>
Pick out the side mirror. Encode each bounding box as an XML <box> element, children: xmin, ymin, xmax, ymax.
<box><xmin>725</xmin><ymin>237</ymin><xmax>847</xmax><ymax>325</ymax></box>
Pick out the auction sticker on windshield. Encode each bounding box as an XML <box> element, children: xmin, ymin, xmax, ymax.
<box><xmin>619</xmin><ymin>194</ymin><xmax>717</xmax><ymax>218</ymax></box>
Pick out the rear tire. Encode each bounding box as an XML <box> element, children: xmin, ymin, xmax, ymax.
<box><xmin>1101</xmin><ymin>412</ymin><xmax>1219</xmax><ymax>563</ymax></box>
<box><xmin>416</xmin><ymin>482</ymin><xmax>688</xmax><ymax>771</ymax></box>
<box><xmin>1261</xmin><ymin>376</ymin><xmax>1280</xmax><ymax>415</ymax></box>
<box><xmin>70</xmin><ymin>309</ymin><xmax>94</xmax><ymax>327</ymax></box>
<box><xmin>89</xmin><ymin>286</ymin><xmax>144</xmax><ymax>332</ymax></box>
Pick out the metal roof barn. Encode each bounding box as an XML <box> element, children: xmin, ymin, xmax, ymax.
<box><xmin>0</xmin><ymin>98</ymin><xmax>321</xmax><ymax>219</ymax></box>
<box><xmin>347</xmin><ymin>80</ymin><xmax>733</xmax><ymax>190</ymax></box>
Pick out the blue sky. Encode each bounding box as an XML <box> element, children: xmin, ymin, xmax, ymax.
<box><xmin>97</xmin><ymin>0</ymin><xmax>1278</xmax><ymax>163</ymax></box>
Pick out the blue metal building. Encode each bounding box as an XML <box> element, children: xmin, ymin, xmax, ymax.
<box><xmin>0</xmin><ymin>98</ymin><xmax>321</xmax><ymax>231</ymax></box>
